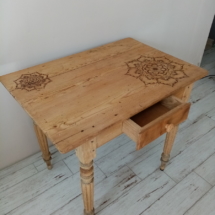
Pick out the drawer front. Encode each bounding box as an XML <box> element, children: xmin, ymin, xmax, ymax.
<box><xmin>123</xmin><ymin>102</ymin><xmax>191</xmax><ymax>150</ymax></box>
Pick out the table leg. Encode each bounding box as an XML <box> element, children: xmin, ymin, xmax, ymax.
<box><xmin>160</xmin><ymin>125</ymin><xmax>179</xmax><ymax>170</ymax></box>
<box><xmin>173</xmin><ymin>83</ymin><xmax>193</xmax><ymax>102</ymax></box>
<box><xmin>160</xmin><ymin>83</ymin><xmax>194</xmax><ymax>170</ymax></box>
<box><xmin>33</xmin><ymin>122</ymin><xmax>52</xmax><ymax>170</ymax></box>
<box><xmin>76</xmin><ymin>138</ymin><xmax>96</xmax><ymax>215</ymax></box>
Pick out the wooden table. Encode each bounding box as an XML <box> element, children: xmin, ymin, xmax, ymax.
<box><xmin>1</xmin><ymin>38</ymin><xmax>207</xmax><ymax>215</ymax></box>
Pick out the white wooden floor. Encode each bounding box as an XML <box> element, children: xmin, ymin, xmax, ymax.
<box><xmin>1</xmin><ymin>49</ymin><xmax>215</xmax><ymax>215</ymax></box>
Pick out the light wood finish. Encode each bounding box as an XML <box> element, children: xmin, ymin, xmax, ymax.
<box><xmin>165</xmin><ymin>124</ymin><xmax>174</xmax><ymax>132</ymax></box>
<box><xmin>1</xmin><ymin>38</ymin><xmax>207</xmax><ymax>154</ymax></box>
<box><xmin>160</xmin><ymin>84</ymin><xmax>194</xmax><ymax>170</ymax></box>
<box><xmin>96</xmin><ymin>122</ymin><xmax>122</xmax><ymax>148</ymax></box>
<box><xmin>33</xmin><ymin>122</ymin><xmax>52</xmax><ymax>170</ymax></box>
<box><xmin>161</xmin><ymin>95</ymin><xmax>182</xmax><ymax>109</ymax></box>
<box><xmin>76</xmin><ymin>139</ymin><xmax>96</xmax><ymax>215</ymax></box>
<box><xmin>174</xmin><ymin>83</ymin><xmax>194</xmax><ymax>102</ymax></box>
<box><xmin>160</xmin><ymin>126</ymin><xmax>179</xmax><ymax>170</ymax></box>
<box><xmin>0</xmin><ymin>54</ymin><xmax>214</xmax><ymax>215</ymax></box>
<box><xmin>123</xmin><ymin>96</ymin><xmax>191</xmax><ymax>150</ymax></box>
<box><xmin>0</xmin><ymin>38</ymin><xmax>208</xmax><ymax>213</ymax></box>
<box><xmin>80</xmin><ymin>161</ymin><xmax>95</xmax><ymax>215</ymax></box>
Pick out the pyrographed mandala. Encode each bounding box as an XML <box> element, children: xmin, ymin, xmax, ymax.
<box><xmin>125</xmin><ymin>56</ymin><xmax>188</xmax><ymax>87</ymax></box>
<box><xmin>14</xmin><ymin>72</ymin><xmax>51</xmax><ymax>91</ymax></box>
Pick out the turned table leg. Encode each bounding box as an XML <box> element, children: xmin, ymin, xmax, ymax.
<box><xmin>76</xmin><ymin>138</ymin><xmax>96</xmax><ymax>215</ymax></box>
<box><xmin>160</xmin><ymin>125</ymin><xmax>179</xmax><ymax>170</ymax></box>
<box><xmin>33</xmin><ymin>122</ymin><xmax>52</xmax><ymax>170</ymax></box>
<box><xmin>160</xmin><ymin>83</ymin><xmax>193</xmax><ymax>170</ymax></box>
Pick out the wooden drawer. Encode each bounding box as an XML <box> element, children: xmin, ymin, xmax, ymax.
<box><xmin>123</xmin><ymin>96</ymin><xmax>191</xmax><ymax>150</ymax></box>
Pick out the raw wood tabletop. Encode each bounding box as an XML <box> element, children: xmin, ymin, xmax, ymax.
<box><xmin>0</xmin><ymin>38</ymin><xmax>208</xmax><ymax>153</ymax></box>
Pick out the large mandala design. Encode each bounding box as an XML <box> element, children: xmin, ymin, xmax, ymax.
<box><xmin>14</xmin><ymin>72</ymin><xmax>51</xmax><ymax>91</ymax></box>
<box><xmin>125</xmin><ymin>56</ymin><xmax>188</xmax><ymax>87</ymax></box>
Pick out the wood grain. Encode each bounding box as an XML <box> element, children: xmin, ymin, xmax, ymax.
<box><xmin>160</xmin><ymin>84</ymin><xmax>193</xmax><ymax>170</ymax></box>
<box><xmin>131</xmin><ymin>102</ymin><xmax>170</xmax><ymax>127</ymax></box>
<box><xmin>174</xmin><ymin>83</ymin><xmax>193</xmax><ymax>102</ymax></box>
<box><xmin>96</xmin><ymin>122</ymin><xmax>122</xmax><ymax>148</ymax></box>
<box><xmin>76</xmin><ymin>139</ymin><xmax>97</xmax><ymax>215</ymax></box>
<box><xmin>0</xmin><ymin>46</ymin><xmax>214</xmax><ymax>215</ymax></box>
<box><xmin>33</xmin><ymin>122</ymin><xmax>52</xmax><ymax>169</ymax></box>
<box><xmin>160</xmin><ymin>126</ymin><xmax>179</xmax><ymax>170</ymax></box>
<box><xmin>63</xmin><ymin>154</ymin><xmax>106</xmax><ymax>179</ymax></box>
<box><xmin>138</xmin><ymin>102</ymin><xmax>190</xmax><ymax>147</ymax></box>
<box><xmin>0</xmin><ymin>38</ymin><xmax>208</xmax><ymax>153</ymax></box>
<box><xmin>123</xmin><ymin>97</ymin><xmax>190</xmax><ymax>150</ymax></box>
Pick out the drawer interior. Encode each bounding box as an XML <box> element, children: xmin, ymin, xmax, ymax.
<box><xmin>131</xmin><ymin>96</ymin><xmax>183</xmax><ymax>127</ymax></box>
<box><xmin>123</xmin><ymin>96</ymin><xmax>190</xmax><ymax>150</ymax></box>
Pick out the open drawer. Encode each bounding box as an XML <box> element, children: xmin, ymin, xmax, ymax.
<box><xmin>123</xmin><ymin>96</ymin><xmax>191</xmax><ymax>150</ymax></box>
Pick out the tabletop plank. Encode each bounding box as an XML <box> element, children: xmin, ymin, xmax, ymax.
<box><xmin>1</xmin><ymin>38</ymin><xmax>208</xmax><ymax>153</ymax></box>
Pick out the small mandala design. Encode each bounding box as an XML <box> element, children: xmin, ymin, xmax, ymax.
<box><xmin>125</xmin><ymin>56</ymin><xmax>187</xmax><ymax>87</ymax></box>
<box><xmin>14</xmin><ymin>72</ymin><xmax>51</xmax><ymax>91</ymax></box>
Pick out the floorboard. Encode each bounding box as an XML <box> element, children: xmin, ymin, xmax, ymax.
<box><xmin>164</xmin><ymin>127</ymin><xmax>215</xmax><ymax>183</ymax></box>
<box><xmin>188</xmin><ymin>91</ymin><xmax>215</xmax><ymax>121</ymax></box>
<box><xmin>185</xmin><ymin>186</ymin><xmax>215</xmax><ymax>215</ymax></box>
<box><xmin>193</xmin><ymin>77</ymin><xmax>210</xmax><ymax>89</ymax></box>
<box><xmin>0</xmin><ymin>145</ymin><xmax>56</xmax><ymax>180</ymax></box>
<box><xmin>143</xmin><ymin>172</ymin><xmax>211</xmax><ymax>215</ymax></box>
<box><xmin>34</xmin><ymin>149</ymin><xmax>75</xmax><ymax>172</ymax></box>
<box><xmin>195</xmin><ymin>153</ymin><xmax>215</xmax><ymax>186</ymax></box>
<box><xmin>0</xmin><ymin>161</ymin><xmax>72</xmax><ymax>214</ymax></box>
<box><xmin>190</xmin><ymin>78</ymin><xmax>215</xmax><ymax>103</ymax></box>
<box><xmin>0</xmin><ymin>164</ymin><xmax>37</xmax><ymax>193</ymax></box>
<box><xmin>52</xmin><ymin>166</ymin><xmax>140</xmax><ymax>215</ymax></box>
<box><xmin>207</xmin><ymin>107</ymin><xmax>215</xmax><ymax>121</ymax></box>
<box><xmin>97</xmin><ymin>170</ymin><xmax>176</xmax><ymax>215</ymax></box>
<box><xmin>169</xmin><ymin>116</ymin><xmax>215</xmax><ymax>158</ymax></box>
<box><xmin>95</xmin><ymin>136</ymin><xmax>162</xmax><ymax>176</ymax></box>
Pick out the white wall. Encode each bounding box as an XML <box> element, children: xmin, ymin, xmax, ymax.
<box><xmin>0</xmin><ymin>0</ymin><xmax>214</xmax><ymax>169</ymax></box>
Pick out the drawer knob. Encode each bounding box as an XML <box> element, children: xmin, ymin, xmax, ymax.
<box><xmin>165</xmin><ymin>124</ymin><xmax>174</xmax><ymax>132</ymax></box>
